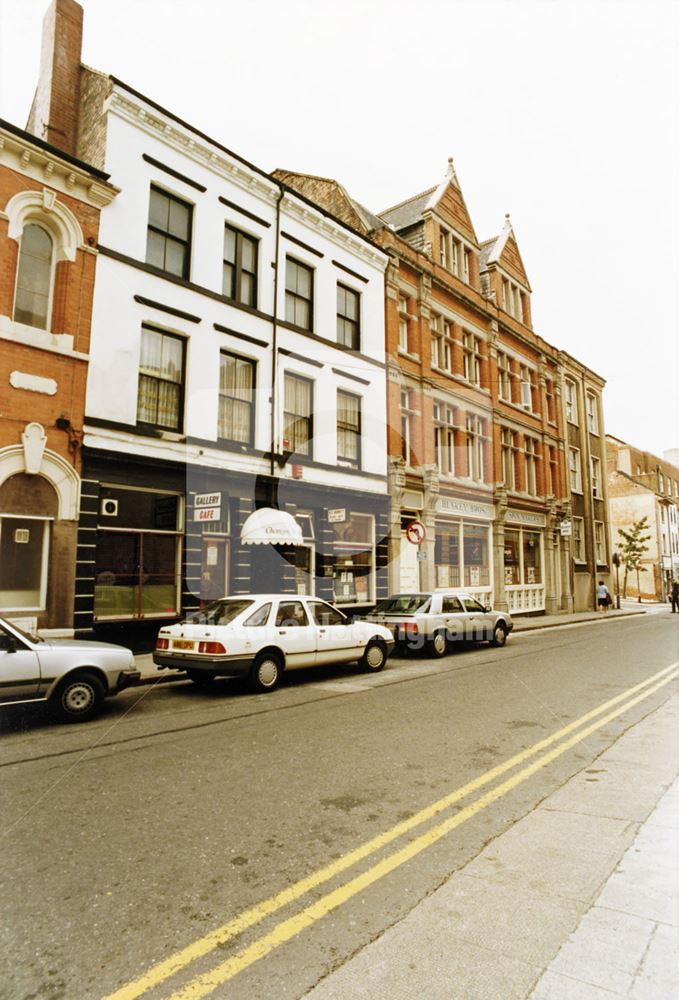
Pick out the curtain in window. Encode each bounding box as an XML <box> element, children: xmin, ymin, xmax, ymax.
<box><xmin>284</xmin><ymin>376</ymin><xmax>311</xmax><ymax>454</ymax></box>
<box><xmin>337</xmin><ymin>392</ymin><xmax>359</xmax><ymax>462</ymax></box>
<box><xmin>138</xmin><ymin>328</ymin><xmax>183</xmax><ymax>428</ymax></box>
<box><xmin>14</xmin><ymin>224</ymin><xmax>53</xmax><ymax>329</ymax></box>
<box><xmin>219</xmin><ymin>354</ymin><xmax>253</xmax><ymax>442</ymax></box>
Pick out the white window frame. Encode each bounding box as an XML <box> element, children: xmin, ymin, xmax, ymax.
<box><xmin>401</xmin><ymin>388</ymin><xmax>415</xmax><ymax>466</ymax></box>
<box><xmin>594</xmin><ymin>520</ymin><xmax>606</xmax><ymax>564</ymax></box>
<box><xmin>525</xmin><ymin>437</ymin><xmax>538</xmax><ymax>496</ymax></box>
<box><xmin>0</xmin><ymin>514</ymin><xmax>51</xmax><ymax>612</ymax></box>
<box><xmin>586</xmin><ymin>392</ymin><xmax>599</xmax><ymax>435</ymax></box>
<box><xmin>572</xmin><ymin>516</ymin><xmax>586</xmax><ymax>562</ymax></box>
<box><xmin>398</xmin><ymin>296</ymin><xmax>409</xmax><ymax>352</ymax></box>
<box><xmin>497</xmin><ymin>352</ymin><xmax>511</xmax><ymax>402</ymax></box>
<box><xmin>520</xmin><ymin>366</ymin><xmax>533</xmax><ymax>411</ymax></box>
<box><xmin>12</xmin><ymin>221</ymin><xmax>57</xmax><ymax>332</ymax></box>
<box><xmin>433</xmin><ymin>402</ymin><xmax>456</xmax><ymax>477</ymax></box>
<box><xmin>569</xmin><ymin>446</ymin><xmax>582</xmax><ymax>493</ymax></box>
<box><xmin>501</xmin><ymin>428</ymin><xmax>515</xmax><ymax>490</ymax></box>
<box><xmin>591</xmin><ymin>456</ymin><xmax>602</xmax><ymax>498</ymax></box>
<box><xmin>565</xmin><ymin>379</ymin><xmax>578</xmax><ymax>424</ymax></box>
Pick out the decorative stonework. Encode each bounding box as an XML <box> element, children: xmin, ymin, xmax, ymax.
<box><xmin>10</xmin><ymin>371</ymin><xmax>58</xmax><ymax>395</ymax></box>
<box><xmin>21</xmin><ymin>422</ymin><xmax>47</xmax><ymax>474</ymax></box>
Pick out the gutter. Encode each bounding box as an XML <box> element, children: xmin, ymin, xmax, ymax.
<box><xmin>270</xmin><ymin>187</ymin><xmax>285</xmax><ymax>477</ymax></box>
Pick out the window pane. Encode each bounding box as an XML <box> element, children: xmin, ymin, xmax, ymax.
<box><xmin>94</xmin><ymin>532</ymin><xmax>140</xmax><ymax>619</ymax></box>
<box><xmin>523</xmin><ymin>532</ymin><xmax>542</xmax><ymax>584</ymax></box>
<box><xmin>148</xmin><ymin>189</ymin><xmax>169</xmax><ymax>229</ymax></box>
<box><xmin>140</xmin><ymin>534</ymin><xmax>179</xmax><ymax>615</ymax></box>
<box><xmin>14</xmin><ymin>225</ymin><xmax>53</xmax><ymax>329</ymax></box>
<box><xmin>223</xmin><ymin>260</ymin><xmax>235</xmax><ymax>297</ymax></box>
<box><xmin>168</xmin><ymin>198</ymin><xmax>191</xmax><ymax>239</ymax></box>
<box><xmin>164</xmin><ymin>237</ymin><xmax>187</xmax><ymax>278</ymax></box>
<box><xmin>146</xmin><ymin>229</ymin><xmax>166</xmax><ymax>270</ymax></box>
<box><xmin>241</xmin><ymin>236</ymin><xmax>255</xmax><ymax>271</ymax></box>
<box><xmin>0</xmin><ymin>518</ymin><xmax>46</xmax><ymax>608</ymax></box>
<box><xmin>223</xmin><ymin>226</ymin><xmax>237</xmax><ymax>263</ymax></box>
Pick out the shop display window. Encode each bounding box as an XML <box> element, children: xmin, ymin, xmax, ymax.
<box><xmin>435</xmin><ymin>528</ymin><xmax>460</xmax><ymax>588</ymax></box>
<box><xmin>523</xmin><ymin>531</ymin><xmax>542</xmax><ymax>584</ymax></box>
<box><xmin>503</xmin><ymin>529</ymin><xmax>521</xmax><ymax>586</ymax></box>
<box><xmin>0</xmin><ymin>516</ymin><xmax>49</xmax><ymax>611</ymax></box>
<box><xmin>94</xmin><ymin>487</ymin><xmax>181</xmax><ymax>620</ymax></box>
<box><xmin>463</xmin><ymin>524</ymin><xmax>490</xmax><ymax>587</ymax></box>
<box><xmin>332</xmin><ymin>513</ymin><xmax>374</xmax><ymax>604</ymax></box>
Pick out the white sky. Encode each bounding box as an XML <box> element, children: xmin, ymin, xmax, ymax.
<box><xmin>1</xmin><ymin>0</ymin><xmax>678</xmax><ymax>457</ymax></box>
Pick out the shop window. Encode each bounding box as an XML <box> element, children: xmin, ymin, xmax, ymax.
<box><xmin>463</xmin><ymin>524</ymin><xmax>490</xmax><ymax>588</ymax></box>
<box><xmin>435</xmin><ymin>528</ymin><xmax>460</xmax><ymax>588</ymax></box>
<box><xmin>504</xmin><ymin>529</ymin><xmax>521</xmax><ymax>586</ymax></box>
<box><xmin>200</xmin><ymin>535</ymin><xmax>229</xmax><ymax>602</ymax></box>
<box><xmin>219</xmin><ymin>351</ymin><xmax>255</xmax><ymax>444</ymax></box>
<box><xmin>332</xmin><ymin>513</ymin><xmax>374</xmax><ymax>605</ymax></box>
<box><xmin>13</xmin><ymin>223</ymin><xmax>54</xmax><ymax>330</ymax></box>
<box><xmin>146</xmin><ymin>185</ymin><xmax>192</xmax><ymax>279</ymax></box>
<box><xmin>283</xmin><ymin>373</ymin><xmax>313</xmax><ymax>456</ymax></box>
<box><xmin>293</xmin><ymin>512</ymin><xmax>315</xmax><ymax>596</ymax></box>
<box><xmin>94</xmin><ymin>487</ymin><xmax>181</xmax><ymax>621</ymax></box>
<box><xmin>0</xmin><ymin>516</ymin><xmax>49</xmax><ymax>611</ymax></box>
<box><xmin>137</xmin><ymin>325</ymin><xmax>185</xmax><ymax>431</ymax></box>
<box><xmin>523</xmin><ymin>531</ymin><xmax>542</xmax><ymax>584</ymax></box>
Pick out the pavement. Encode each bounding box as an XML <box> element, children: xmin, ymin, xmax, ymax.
<box><xmin>301</xmin><ymin>692</ymin><xmax>679</xmax><ymax>1000</ymax></box>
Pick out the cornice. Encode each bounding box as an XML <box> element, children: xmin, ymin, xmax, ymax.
<box><xmin>0</xmin><ymin>129</ymin><xmax>119</xmax><ymax>208</ymax></box>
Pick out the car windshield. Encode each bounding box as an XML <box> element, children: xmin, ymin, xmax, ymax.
<box><xmin>186</xmin><ymin>599</ymin><xmax>254</xmax><ymax>625</ymax></box>
<box><xmin>2</xmin><ymin>621</ymin><xmax>42</xmax><ymax>643</ymax></box>
<box><xmin>373</xmin><ymin>595</ymin><xmax>432</xmax><ymax>615</ymax></box>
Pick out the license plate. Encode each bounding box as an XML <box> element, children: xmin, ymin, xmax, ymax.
<box><xmin>172</xmin><ymin>639</ymin><xmax>194</xmax><ymax>650</ymax></box>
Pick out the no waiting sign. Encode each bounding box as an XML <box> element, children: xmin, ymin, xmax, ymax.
<box><xmin>405</xmin><ymin>520</ymin><xmax>426</xmax><ymax>545</ymax></box>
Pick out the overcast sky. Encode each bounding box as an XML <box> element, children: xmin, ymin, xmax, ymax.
<box><xmin>1</xmin><ymin>0</ymin><xmax>677</xmax><ymax>457</ymax></box>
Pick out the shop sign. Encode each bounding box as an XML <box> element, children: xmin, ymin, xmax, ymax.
<box><xmin>506</xmin><ymin>509</ymin><xmax>546</xmax><ymax>527</ymax></box>
<box><xmin>194</xmin><ymin>492</ymin><xmax>221</xmax><ymax>509</ymax></box>
<box><xmin>559</xmin><ymin>519</ymin><xmax>572</xmax><ymax>537</ymax></box>
<box><xmin>328</xmin><ymin>508</ymin><xmax>347</xmax><ymax>523</ymax></box>
<box><xmin>469</xmin><ymin>566</ymin><xmax>480</xmax><ymax>586</ymax></box>
<box><xmin>194</xmin><ymin>507</ymin><xmax>221</xmax><ymax>522</ymax></box>
<box><xmin>405</xmin><ymin>520</ymin><xmax>426</xmax><ymax>544</ymax></box>
<box><xmin>436</xmin><ymin>497</ymin><xmax>494</xmax><ymax>520</ymax></box>
<box><xmin>416</xmin><ymin>550</ymin><xmax>427</xmax><ymax>561</ymax></box>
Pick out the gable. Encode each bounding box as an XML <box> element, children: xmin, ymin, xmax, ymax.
<box><xmin>499</xmin><ymin>234</ymin><xmax>530</xmax><ymax>287</ymax></box>
<box><xmin>431</xmin><ymin>181</ymin><xmax>477</xmax><ymax>244</ymax></box>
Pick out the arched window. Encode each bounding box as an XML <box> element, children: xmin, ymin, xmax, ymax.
<box><xmin>13</xmin><ymin>223</ymin><xmax>55</xmax><ymax>330</ymax></box>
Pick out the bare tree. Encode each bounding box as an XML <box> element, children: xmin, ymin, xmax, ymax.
<box><xmin>618</xmin><ymin>517</ymin><xmax>652</xmax><ymax>600</ymax></box>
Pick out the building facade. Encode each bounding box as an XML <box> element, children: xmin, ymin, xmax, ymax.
<box><xmin>275</xmin><ymin>163</ymin><xmax>582</xmax><ymax>614</ymax></box>
<box><xmin>0</xmin><ymin>116</ymin><xmax>117</xmax><ymax>632</ymax></box>
<box><xmin>607</xmin><ymin>436</ymin><xmax>679</xmax><ymax>600</ymax></box>
<box><xmin>26</xmin><ymin>0</ymin><xmax>390</xmax><ymax>643</ymax></box>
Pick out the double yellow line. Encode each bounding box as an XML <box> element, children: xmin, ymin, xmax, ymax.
<box><xmin>105</xmin><ymin>661</ymin><xmax>679</xmax><ymax>1000</ymax></box>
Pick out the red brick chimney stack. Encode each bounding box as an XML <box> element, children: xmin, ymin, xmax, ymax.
<box><xmin>26</xmin><ymin>0</ymin><xmax>83</xmax><ymax>155</ymax></box>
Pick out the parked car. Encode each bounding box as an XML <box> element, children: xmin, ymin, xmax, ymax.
<box><xmin>0</xmin><ymin>617</ymin><xmax>140</xmax><ymax>723</ymax></box>
<box><xmin>365</xmin><ymin>591</ymin><xmax>514</xmax><ymax>657</ymax></box>
<box><xmin>153</xmin><ymin>595</ymin><xmax>395</xmax><ymax>693</ymax></box>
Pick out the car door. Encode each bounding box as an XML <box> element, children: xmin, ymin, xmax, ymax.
<box><xmin>308</xmin><ymin>601</ymin><xmax>361</xmax><ymax>665</ymax></box>
<box><xmin>461</xmin><ymin>597</ymin><xmax>492</xmax><ymax>641</ymax></box>
<box><xmin>273</xmin><ymin>600</ymin><xmax>317</xmax><ymax>669</ymax></box>
<box><xmin>440</xmin><ymin>596</ymin><xmax>465</xmax><ymax>642</ymax></box>
<box><xmin>0</xmin><ymin>624</ymin><xmax>42</xmax><ymax>702</ymax></box>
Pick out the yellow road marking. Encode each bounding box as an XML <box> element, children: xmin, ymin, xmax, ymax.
<box><xmin>167</xmin><ymin>667</ymin><xmax>679</xmax><ymax>1000</ymax></box>
<box><xmin>103</xmin><ymin>661</ymin><xmax>679</xmax><ymax>1000</ymax></box>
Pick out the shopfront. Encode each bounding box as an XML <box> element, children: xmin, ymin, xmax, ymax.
<box><xmin>503</xmin><ymin>509</ymin><xmax>546</xmax><ymax>612</ymax></box>
<box><xmin>435</xmin><ymin>497</ymin><xmax>494</xmax><ymax>605</ymax></box>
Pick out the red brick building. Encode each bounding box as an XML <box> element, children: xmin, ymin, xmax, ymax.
<box><xmin>274</xmin><ymin>162</ymin><xmax>581</xmax><ymax>613</ymax></box>
<box><xmin>0</xmin><ymin>108</ymin><xmax>117</xmax><ymax>629</ymax></box>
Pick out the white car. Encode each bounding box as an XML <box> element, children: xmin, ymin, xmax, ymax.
<box><xmin>365</xmin><ymin>591</ymin><xmax>514</xmax><ymax>657</ymax></box>
<box><xmin>154</xmin><ymin>595</ymin><xmax>395</xmax><ymax>693</ymax></box>
<box><xmin>0</xmin><ymin>617</ymin><xmax>140</xmax><ymax>723</ymax></box>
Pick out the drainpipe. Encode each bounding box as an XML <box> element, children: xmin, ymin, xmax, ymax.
<box><xmin>270</xmin><ymin>187</ymin><xmax>285</xmax><ymax>480</ymax></box>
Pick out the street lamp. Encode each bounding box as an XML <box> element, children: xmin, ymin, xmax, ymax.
<box><xmin>612</xmin><ymin>551</ymin><xmax>621</xmax><ymax>609</ymax></box>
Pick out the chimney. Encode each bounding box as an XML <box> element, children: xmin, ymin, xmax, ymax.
<box><xmin>26</xmin><ymin>0</ymin><xmax>83</xmax><ymax>155</ymax></box>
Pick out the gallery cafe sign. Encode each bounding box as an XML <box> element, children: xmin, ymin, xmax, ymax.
<box><xmin>436</xmin><ymin>497</ymin><xmax>494</xmax><ymax>520</ymax></box>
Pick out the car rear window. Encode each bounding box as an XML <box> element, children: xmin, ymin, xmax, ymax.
<box><xmin>373</xmin><ymin>595</ymin><xmax>431</xmax><ymax>615</ymax></box>
<box><xmin>187</xmin><ymin>599</ymin><xmax>254</xmax><ymax>625</ymax></box>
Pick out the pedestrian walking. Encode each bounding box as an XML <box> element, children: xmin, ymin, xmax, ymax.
<box><xmin>596</xmin><ymin>580</ymin><xmax>612</xmax><ymax>613</ymax></box>
<box><xmin>671</xmin><ymin>579</ymin><xmax>679</xmax><ymax>613</ymax></box>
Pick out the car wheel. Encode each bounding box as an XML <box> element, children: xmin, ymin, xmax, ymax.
<box><xmin>186</xmin><ymin>669</ymin><xmax>218</xmax><ymax>688</ymax></box>
<box><xmin>360</xmin><ymin>640</ymin><xmax>387</xmax><ymax>673</ymax></box>
<box><xmin>50</xmin><ymin>671</ymin><xmax>105</xmax><ymax>723</ymax></box>
<box><xmin>249</xmin><ymin>652</ymin><xmax>282</xmax><ymax>693</ymax></box>
<box><xmin>491</xmin><ymin>623</ymin><xmax>508</xmax><ymax>647</ymax></box>
<box><xmin>429</xmin><ymin>630</ymin><xmax>448</xmax><ymax>658</ymax></box>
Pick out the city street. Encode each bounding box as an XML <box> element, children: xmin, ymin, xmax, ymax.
<box><xmin>1</xmin><ymin>612</ymin><xmax>678</xmax><ymax>1000</ymax></box>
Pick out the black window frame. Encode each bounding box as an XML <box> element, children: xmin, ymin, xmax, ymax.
<box><xmin>222</xmin><ymin>223</ymin><xmax>259</xmax><ymax>308</ymax></box>
<box><xmin>283</xmin><ymin>372</ymin><xmax>314</xmax><ymax>457</ymax></box>
<box><xmin>146</xmin><ymin>185</ymin><xmax>193</xmax><ymax>280</ymax></box>
<box><xmin>217</xmin><ymin>349</ymin><xmax>256</xmax><ymax>446</ymax></box>
<box><xmin>136</xmin><ymin>324</ymin><xmax>186</xmax><ymax>432</ymax></box>
<box><xmin>336</xmin><ymin>282</ymin><xmax>360</xmax><ymax>350</ymax></box>
<box><xmin>285</xmin><ymin>256</ymin><xmax>314</xmax><ymax>332</ymax></box>
<box><xmin>337</xmin><ymin>389</ymin><xmax>362</xmax><ymax>469</ymax></box>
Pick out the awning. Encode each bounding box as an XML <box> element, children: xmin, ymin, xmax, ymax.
<box><xmin>240</xmin><ymin>508</ymin><xmax>304</xmax><ymax>546</ymax></box>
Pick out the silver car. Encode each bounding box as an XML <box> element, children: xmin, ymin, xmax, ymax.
<box><xmin>365</xmin><ymin>591</ymin><xmax>514</xmax><ymax>657</ymax></box>
<box><xmin>0</xmin><ymin>618</ymin><xmax>140</xmax><ymax>723</ymax></box>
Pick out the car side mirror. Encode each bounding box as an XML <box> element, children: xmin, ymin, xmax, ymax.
<box><xmin>484</xmin><ymin>605</ymin><xmax>491</xmax><ymax>613</ymax></box>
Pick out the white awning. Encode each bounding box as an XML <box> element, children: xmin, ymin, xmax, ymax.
<box><xmin>240</xmin><ymin>508</ymin><xmax>304</xmax><ymax>546</ymax></box>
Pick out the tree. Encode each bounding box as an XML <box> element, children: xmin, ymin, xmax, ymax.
<box><xmin>618</xmin><ymin>517</ymin><xmax>652</xmax><ymax>600</ymax></box>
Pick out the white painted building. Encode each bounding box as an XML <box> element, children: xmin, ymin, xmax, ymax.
<box><xmin>64</xmin><ymin>70</ymin><xmax>389</xmax><ymax>636</ymax></box>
